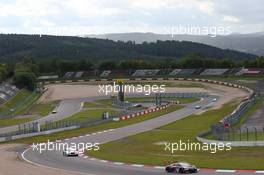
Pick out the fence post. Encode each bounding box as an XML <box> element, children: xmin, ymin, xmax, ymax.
<box><xmin>239</xmin><ymin>128</ymin><xmax>241</xmax><ymax>141</ymax></box>
<box><xmin>246</xmin><ymin>127</ymin><xmax>249</xmax><ymax>141</ymax></box>
<box><xmin>232</xmin><ymin>128</ymin><xmax>235</xmax><ymax>141</ymax></box>
<box><xmin>254</xmin><ymin>127</ymin><xmax>257</xmax><ymax>141</ymax></box>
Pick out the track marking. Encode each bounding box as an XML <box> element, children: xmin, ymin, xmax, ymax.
<box><xmin>131</xmin><ymin>164</ymin><xmax>144</xmax><ymax>167</ymax></box>
<box><xmin>216</xmin><ymin>170</ymin><xmax>236</xmax><ymax>173</ymax></box>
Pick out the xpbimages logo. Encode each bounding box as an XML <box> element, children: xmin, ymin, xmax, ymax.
<box><xmin>98</xmin><ymin>82</ymin><xmax>166</xmax><ymax>95</ymax></box>
<box><xmin>31</xmin><ymin>140</ymin><xmax>100</xmax><ymax>154</ymax></box>
<box><xmin>164</xmin><ymin>140</ymin><xmax>232</xmax><ymax>154</ymax></box>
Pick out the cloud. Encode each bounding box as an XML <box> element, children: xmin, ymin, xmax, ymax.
<box><xmin>198</xmin><ymin>1</ymin><xmax>214</xmax><ymax>15</ymax></box>
<box><xmin>222</xmin><ymin>15</ymin><xmax>240</xmax><ymax>23</ymax></box>
<box><xmin>0</xmin><ymin>0</ymin><xmax>263</xmax><ymax>35</ymax></box>
<box><xmin>0</xmin><ymin>0</ymin><xmax>60</xmax><ymax>17</ymax></box>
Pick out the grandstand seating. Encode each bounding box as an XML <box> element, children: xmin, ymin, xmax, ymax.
<box><xmin>177</xmin><ymin>69</ymin><xmax>196</xmax><ymax>76</ymax></box>
<box><xmin>169</xmin><ymin>69</ymin><xmax>182</xmax><ymax>76</ymax></box>
<box><xmin>63</xmin><ymin>72</ymin><xmax>74</xmax><ymax>78</ymax></box>
<box><xmin>0</xmin><ymin>83</ymin><xmax>19</xmax><ymax>105</ymax></box>
<box><xmin>75</xmin><ymin>71</ymin><xmax>84</xmax><ymax>78</ymax></box>
<box><xmin>235</xmin><ymin>68</ymin><xmax>264</xmax><ymax>76</ymax></box>
<box><xmin>132</xmin><ymin>69</ymin><xmax>160</xmax><ymax>77</ymax></box>
<box><xmin>38</xmin><ymin>75</ymin><xmax>59</xmax><ymax>80</ymax></box>
<box><xmin>100</xmin><ymin>70</ymin><xmax>111</xmax><ymax>77</ymax></box>
<box><xmin>200</xmin><ymin>69</ymin><xmax>229</xmax><ymax>76</ymax></box>
<box><xmin>82</xmin><ymin>70</ymin><xmax>98</xmax><ymax>77</ymax></box>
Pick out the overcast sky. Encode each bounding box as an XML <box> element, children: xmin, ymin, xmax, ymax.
<box><xmin>0</xmin><ymin>0</ymin><xmax>263</xmax><ymax>36</ymax></box>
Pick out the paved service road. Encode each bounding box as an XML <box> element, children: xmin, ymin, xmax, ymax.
<box><xmin>21</xmin><ymin>97</ymin><xmax>248</xmax><ymax>175</ymax></box>
<box><xmin>0</xmin><ymin>99</ymin><xmax>83</xmax><ymax>134</ymax></box>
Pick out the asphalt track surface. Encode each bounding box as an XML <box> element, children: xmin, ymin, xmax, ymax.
<box><xmin>0</xmin><ymin>96</ymin><xmax>113</xmax><ymax>134</ymax></box>
<box><xmin>0</xmin><ymin>98</ymin><xmax>83</xmax><ymax>134</ymax></box>
<box><xmin>21</xmin><ymin>96</ymin><xmax>255</xmax><ymax>175</ymax></box>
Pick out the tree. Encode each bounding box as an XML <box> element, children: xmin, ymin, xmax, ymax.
<box><xmin>0</xmin><ymin>64</ymin><xmax>7</xmax><ymax>81</ymax></box>
<box><xmin>99</xmin><ymin>61</ymin><xmax>117</xmax><ymax>70</ymax></box>
<box><xmin>14</xmin><ymin>71</ymin><xmax>36</xmax><ymax>90</ymax></box>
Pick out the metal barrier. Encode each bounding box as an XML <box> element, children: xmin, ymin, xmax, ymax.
<box><xmin>211</xmin><ymin>95</ymin><xmax>257</xmax><ymax>140</ymax></box>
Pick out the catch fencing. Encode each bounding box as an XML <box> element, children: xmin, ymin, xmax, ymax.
<box><xmin>211</xmin><ymin>94</ymin><xmax>257</xmax><ymax>140</ymax></box>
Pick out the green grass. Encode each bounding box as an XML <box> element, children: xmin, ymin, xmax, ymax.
<box><xmin>84</xmin><ymin>97</ymin><xmax>199</xmax><ymax>110</ymax></box>
<box><xmin>0</xmin><ymin>89</ymin><xmax>31</xmax><ymax>113</ymax></box>
<box><xmin>219</xmin><ymin>131</ymin><xmax>264</xmax><ymax>141</ymax></box>
<box><xmin>174</xmin><ymin>82</ymin><xmax>205</xmax><ymax>88</ymax></box>
<box><xmin>6</xmin><ymin>104</ymin><xmax>183</xmax><ymax>144</ymax></box>
<box><xmin>87</xmin><ymin>99</ymin><xmax>264</xmax><ymax>170</ymax></box>
<box><xmin>0</xmin><ymin>89</ymin><xmax>41</xmax><ymax>118</ymax></box>
<box><xmin>61</xmin><ymin>108</ymin><xmax>117</xmax><ymax>122</ymax></box>
<box><xmin>83</xmin><ymin>102</ymin><xmax>105</xmax><ymax>108</ymax></box>
<box><xmin>0</xmin><ymin>117</ymin><xmax>33</xmax><ymax>127</ymax></box>
<box><xmin>28</xmin><ymin>101</ymin><xmax>59</xmax><ymax>116</ymax></box>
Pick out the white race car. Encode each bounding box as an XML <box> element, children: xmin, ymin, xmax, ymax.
<box><xmin>63</xmin><ymin>147</ymin><xmax>79</xmax><ymax>156</ymax></box>
<box><xmin>195</xmin><ymin>105</ymin><xmax>201</xmax><ymax>109</ymax></box>
<box><xmin>212</xmin><ymin>98</ymin><xmax>217</xmax><ymax>102</ymax></box>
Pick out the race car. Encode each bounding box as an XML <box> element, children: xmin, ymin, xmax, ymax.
<box><xmin>51</xmin><ymin>110</ymin><xmax>57</xmax><ymax>114</ymax></box>
<box><xmin>212</xmin><ymin>98</ymin><xmax>217</xmax><ymax>102</ymax></box>
<box><xmin>63</xmin><ymin>147</ymin><xmax>79</xmax><ymax>156</ymax></box>
<box><xmin>132</xmin><ymin>103</ymin><xmax>142</xmax><ymax>107</ymax></box>
<box><xmin>195</xmin><ymin>105</ymin><xmax>201</xmax><ymax>109</ymax></box>
<box><xmin>165</xmin><ymin>162</ymin><xmax>198</xmax><ymax>174</ymax></box>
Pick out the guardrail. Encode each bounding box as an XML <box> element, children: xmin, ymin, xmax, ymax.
<box><xmin>1</xmin><ymin>77</ymin><xmax>254</xmax><ymax>142</ymax></box>
<box><xmin>211</xmin><ymin>95</ymin><xmax>256</xmax><ymax>140</ymax></box>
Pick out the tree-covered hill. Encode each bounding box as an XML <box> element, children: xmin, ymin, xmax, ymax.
<box><xmin>0</xmin><ymin>34</ymin><xmax>256</xmax><ymax>63</ymax></box>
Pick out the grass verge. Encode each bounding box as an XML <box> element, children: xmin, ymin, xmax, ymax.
<box><xmin>87</xmin><ymin>99</ymin><xmax>264</xmax><ymax>170</ymax></box>
<box><xmin>28</xmin><ymin>101</ymin><xmax>59</xmax><ymax>116</ymax></box>
<box><xmin>0</xmin><ymin>89</ymin><xmax>41</xmax><ymax>122</ymax></box>
<box><xmin>61</xmin><ymin>108</ymin><xmax>118</xmax><ymax>122</ymax></box>
<box><xmin>5</xmin><ymin>104</ymin><xmax>183</xmax><ymax>144</ymax></box>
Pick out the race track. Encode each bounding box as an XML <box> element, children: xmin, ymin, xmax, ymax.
<box><xmin>21</xmin><ymin>96</ymin><xmax>235</xmax><ymax>175</ymax></box>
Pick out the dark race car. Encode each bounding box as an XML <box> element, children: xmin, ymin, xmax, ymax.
<box><xmin>165</xmin><ymin>162</ymin><xmax>198</xmax><ymax>174</ymax></box>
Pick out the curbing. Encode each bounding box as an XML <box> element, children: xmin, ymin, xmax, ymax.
<box><xmin>23</xmin><ymin>128</ymin><xmax>264</xmax><ymax>174</ymax></box>
<box><xmin>117</xmin><ymin>104</ymin><xmax>171</xmax><ymax>121</ymax></box>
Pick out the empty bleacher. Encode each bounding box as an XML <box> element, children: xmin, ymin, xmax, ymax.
<box><xmin>177</xmin><ymin>69</ymin><xmax>196</xmax><ymax>76</ymax></box>
<box><xmin>63</xmin><ymin>72</ymin><xmax>75</xmax><ymax>78</ymax></box>
<box><xmin>0</xmin><ymin>83</ymin><xmax>19</xmax><ymax>105</ymax></box>
<box><xmin>100</xmin><ymin>70</ymin><xmax>112</xmax><ymax>77</ymax></box>
<box><xmin>132</xmin><ymin>69</ymin><xmax>160</xmax><ymax>77</ymax></box>
<box><xmin>235</xmin><ymin>69</ymin><xmax>264</xmax><ymax>76</ymax></box>
<box><xmin>200</xmin><ymin>69</ymin><xmax>229</xmax><ymax>76</ymax></box>
<box><xmin>38</xmin><ymin>75</ymin><xmax>59</xmax><ymax>80</ymax></box>
<box><xmin>75</xmin><ymin>71</ymin><xmax>84</xmax><ymax>78</ymax></box>
<box><xmin>169</xmin><ymin>69</ymin><xmax>182</xmax><ymax>76</ymax></box>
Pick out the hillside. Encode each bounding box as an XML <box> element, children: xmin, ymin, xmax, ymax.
<box><xmin>87</xmin><ymin>32</ymin><xmax>264</xmax><ymax>56</ymax></box>
<box><xmin>0</xmin><ymin>34</ymin><xmax>256</xmax><ymax>63</ymax></box>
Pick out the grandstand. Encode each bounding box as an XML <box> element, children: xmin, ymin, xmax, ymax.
<box><xmin>63</xmin><ymin>72</ymin><xmax>75</xmax><ymax>78</ymax></box>
<box><xmin>169</xmin><ymin>69</ymin><xmax>182</xmax><ymax>76</ymax></box>
<box><xmin>235</xmin><ymin>69</ymin><xmax>264</xmax><ymax>76</ymax></box>
<box><xmin>0</xmin><ymin>83</ymin><xmax>19</xmax><ymax>105</ymax></box>
<box><xmin>200</xmin><ymin>69</ymin><xmax>229</xmax><ymax>76</ymax></box>
<box><xmin>132</xmin><ymin>69</ymin><xmax>160</xmax><ymax>77</ymax></box>
<box><xmin>82</xmin><ymin>70</ymin><xmax>98</xmax><ymax>77</ymax></box>
<box><xmin>100</xmin><ymin>70</ymin><xmax>111</xmax><ymax>77</ymax></box>
<box><xmin>75</xmin><ymin>71</ymin><xmax>84</xmax><ymax>78</ymax></box>
<box><xmin>177</xmin><ymin>69</ymin><xmax>196</xmax><ymax>76</ymax></box>
<box><xmin>38</xmin><ymin>75</ymin><xmax>59</xmax><ymax>80</ymax></box>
